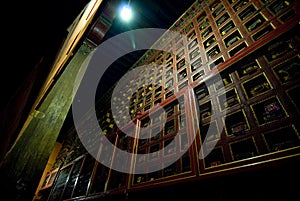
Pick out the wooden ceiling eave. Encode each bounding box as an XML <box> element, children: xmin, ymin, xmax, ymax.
<box><xmin>86</xmin><ymin>0</ymin><xmax>118</xmax><ymax>46</ymax></box>
<box><xmin>86</xmin><ymin>17</ymin><xmax>111</xmax><ymax>46</ymax></box>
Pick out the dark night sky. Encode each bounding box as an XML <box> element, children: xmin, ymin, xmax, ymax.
<box><xmin>1</xmin><ymin>0</ymin><xmax>88</xmax><ymax>107</ymax></box>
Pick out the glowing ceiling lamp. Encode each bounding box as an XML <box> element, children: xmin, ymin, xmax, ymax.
<box><xmin>120</xmin><ymin>1</ymin><xmax>132</xmax><ymax>22</ymax></box>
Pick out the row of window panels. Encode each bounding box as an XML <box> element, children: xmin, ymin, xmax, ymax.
<box><xmin>194</xmin><ymin>0</ymin><xmax>294</xmax><ymax>38</ymax></box>
<box><xmin>101</xmin><ymin>94</ymin><xmax>184</xmax><ymax>124</ymax></box>
<box><xmin>47</xmin><ymin>154</ymin><xmax>95</xmax><ymax>201</ymax></box>
<box><xmin>56</xmin><ymin>94</ymin><xmax>299</xmax><ymax>193</ymax></box>
<box><xmin>46</xmin><ymin>112</ymin><xmax>299</xmax><ymax>199</ymax></box>
<box><xmin>49</xmin><ymin>152</ymin><xmax>192</xmax><ymax>199</ymax></box>
<box><xmin>46</xmin><ymin>119</ymin><xmax>300</xmax><ymax>200</ymax></box>
<box><xmin>127</xmin><ymin>84</ymin><xmax>300</xmax><ymax>162</ymax></box>
<box><xmin>101</xmin><ymin>93</ymin><xmax>298</xmax><ymax>168</ymax></box>
<box><xmin>214</xmin><ymin>0</ymin><xmax>293</xmax><ymax>19</ymax></box>
<box><xmin>137</xmin><ymin>129</ymin><xmax>189</xmax><ymax>161</ymax></box>
<box><xmin>198</xmin><ymin>83</ymin><xmax>300</xmax><ymax>135</ymax></box>
<box><xmin>137</xmin><ymin>112</ymin><xmax>187</xmax><ymax>147</ymax></box>
<box><xmin>196</xmin><ymin>72</ymin><xmax>276</xmax><ymax>107</ymax></box>
<box><xmin>161</xmin><ymin>0</ymin><xmax>295</xmax><ymax>59</ymax></box>
<box><xmin>132</xmin><ymin>23</ymin><xmax>261</xmax><ymax>85</ymax></box>
<box><xmin>45</xmin><ymin>124</ymin><xmax>299</xmax><ymax>201</ymax></box>
<box><xmin>195</xmin><ymin>68</ymin><xmax>299</xmax><ymax>126</ymax></box>
<box><xmin>176</xmin><ymin>11</ymin><xmax>290</xmax><ymax>68</ymax></box>
<box><xmin>100</xmin><ymin>50</ymin><xmax>299</xmax><ymax>136</ymax></box>
<box><xmin>202</xmin><ymin>124</ymin><xmax>300</xmax><ymax>168</ymax></box>
<box><xmin>59</xmin><ymin>124</ymin><xmax>300</xmax><ymax>197</ymax></box>
<box><xmin>111</xmin><ymin>101</ymin><xmax>190</xmax><ymax>163</ymax></box>
<box><xmin>92</xmin><ymin>136</ymin><xmax>193</xmax><ymax>189</ymax></box>
<box><xmin>194</xmin><ymin>52</ymin><xmax>299</xmax><ymax>102</ymax></box>
<box><xmin>198</xmin><ymin>92</ymin><xmax>298</xmax><ymax>143</ymax></box>
<box><xmin>119</xmin><ymin>68</ymin><xmax>291</xmax><ymax>126</ymax></box>
<box><xmin>124</xmin><ymin>26</ymin><xmax>297</xmax><ymax>107</ymax></box>
<box><xmin>99</xmin><ymin>27</ymin><xmax>299</xmax><ymax>139</ymax></box>
<box><xmin>126</xmin><ymin>91</ymin><xmax>186</xmax><ymax>124</ymax></box>
<box><xmin>196</xmin><ymin>89</ymin><xmax>300</xmax><ymax>140</ymax></box>
<box><xmin>125</xmin><ymin>23</ymin><xmax>297</xmax><ymax>107</ymax></box>
<box><xmin>99</xmin><ymin>99</ymin><xmax>186</xmax><ymax>140</ymax></box>
<box><xmin>131</xmin><ymin>93</ymin><xmax>185</xmax><ymax>113</ymax></box>
<box><xmin>120</xmin><ymin>94</ymin><xmax>298</xmax><ymax>165</ymax></box>
<box><xmin>47</xmin><ymin>135</ymin><xmax>88</xmax><ymax>171</ymax></box>
<box><xmin>132</xmin><ymin>122</ymin><xmax>300</xmax><ymax>184</ymax></box>
<box><xmin>126</xmin><ymin>58</ymin><xmax>223</xmax><ymax>110</ymax></box>
<box><xmin>102</xmin><ymin>125</ymin><xmax>300</xmax><ymax>188</ymax></box>
<box><xmin>141</xmin><ymin>0</ymin><xmax>296</xmax><ymax>69</ymax></box>
<box><xmin>135</xmin><ymin>25</ymin><xmax>260</xmax><ymax>82</ymax></box>
<box><xmin>199</xmin><ymin>89</ymin><xmax>285</xmax><ymax>121</ymax></box>
<box><xmin>117</xmin><ymin>27</ymin><xmax>297</xmax><ymax>111</ymax></box>
<box><xmin>132</xmin><ymin>153</ymin><xmax>192</xmax><ymax>185</ymax></box>
<box><xmin>130</xmin><ymin>0</ymin><xmax>297</xmax><ymax>87</ymax></box>
<box><xmin>125</xmin><ymin>62</ymin><xmax>228</xmax><ymax>116</ymax></box>
<box><xmin>131</xmin><ymin>126</ymin><xmax>300</xmax><ymax>174</ymax></box>
<box><xmin>87</xmin><ymin>153</ymin><xmax>192</xmax><ymax>191</ymax></box>
<box><xmin>146</xmin><ymin>0</ymin><xmax>292</xmax><ymax>55</ymax></box>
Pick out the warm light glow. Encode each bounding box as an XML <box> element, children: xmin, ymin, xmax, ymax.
<box><xmin>120</xmin><ymin>5</ymin><xmax>132</xmax><ymax>22</ymax></box>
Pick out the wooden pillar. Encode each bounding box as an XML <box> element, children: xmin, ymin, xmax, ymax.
<box><xmin>0</xmin><ymin>45</ymin><xmax>91</xmax><ymax>200</ymax></box>
<box><xmin>0</xmin><ymin>1</ymin><xmax>116</xmax><ymax>199</ymax></box>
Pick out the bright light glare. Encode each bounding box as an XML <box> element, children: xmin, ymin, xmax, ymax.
<box><xmin>120</xmin><ymin>5</ymin><xmax>132</xmax><ymax>22</ymax></box>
